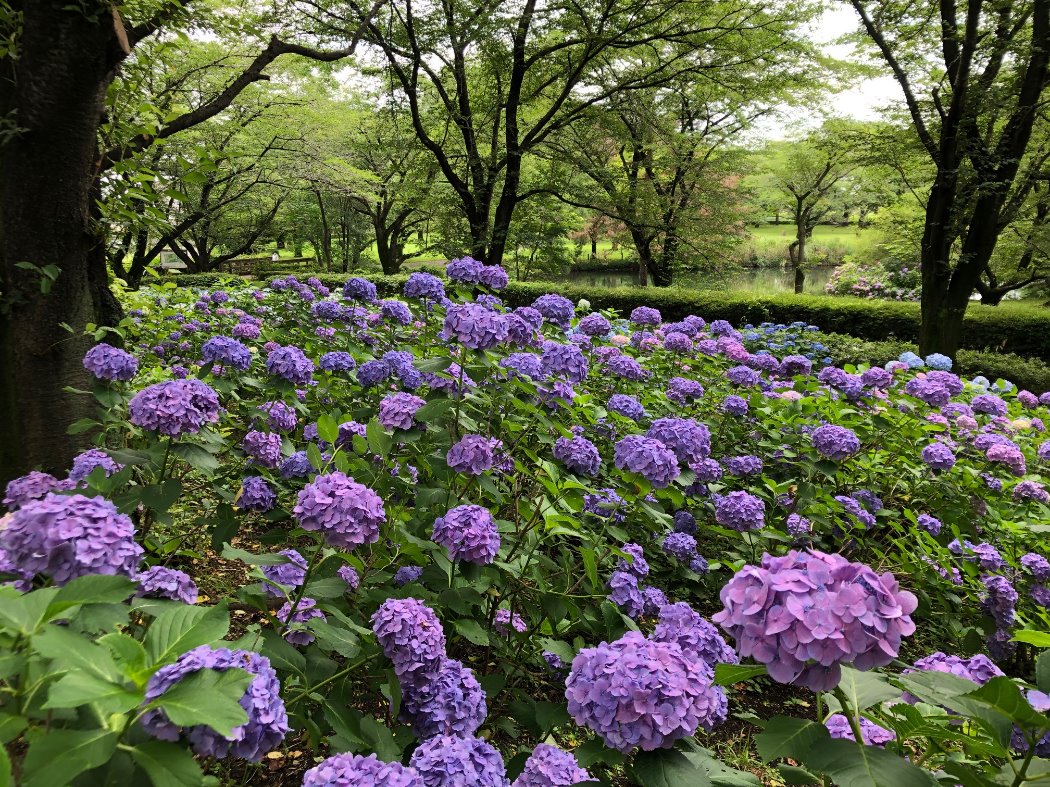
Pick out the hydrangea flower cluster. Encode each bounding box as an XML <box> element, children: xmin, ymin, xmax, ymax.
<box><xmin>825</xmin><ymin>714</ymin><xmax>896</xmax><ymax>746</ymax></box>
<box><xmin>811</xmin><ymin>424</ymin><xmax>861</xmax><ymax>460</ymax></box>
<box><xmin>258</xmin><ymin>400</ymin><xmax>297</xmax><ymax>432</ymax></box>
<box><xmin>202</xmin><ymin>335</ymin><xmax>252</xmax><ymax>371</ymax></box>
<box><xmin>304</xmin><ymin>753</ymin><xmax>422</xmax><ymax>787</ymax></box>
<box><xmin>265</xmin><ymin>345</ymin><xmax>315</xmax><ymax>385</ymax></box>
<box><xmin>136</xmin><ymin>566</ymin><xmax>198</xmax><ymax>604</ymax></box>
<box><xmin>511</xmin><ymin>744</ymin><xmax>593</xmax><ymax>787</ymax></box>
<box><xmin>294</xmin><ymin>472</ymin><xmax>385</xmax><ymax>550</ymax></box>
<box><xmin>276</xmin><ymin>597</ymin><xmax>326</xmax><ymax>645</ymax></box>
<box><xmin>613</xmin><ymin>435</ymin><xmax>680</xmax><ymax>488</ymax></box>
<box><xmin>409</xmin><ymin>735</ymin><xmax>509</xmax><ymax>787</ymax></box>
<box><xmin>444</xmin><ymin>303</ymin><xmax>508</xmax><ymax>350</ymax></box>
<box><xmin>713</xmin><ymin>491</ymin><xmax>766</xmax><ymax>531</ymax></box>
<box><xmin>379</xmin><ymin>392</ymin><xmax>427</xmax><ymax>430</ymax></box>
<box><xmin>432</xmin><ymin>505</ymin><xmax>500</xmax><ymax>565</ymax></box>
<box><xmin>646</xmin><ymin>418</ymin><xmax>710</xmax><ymax>464</ymax></box>
<box><xmin>552</xmin><ymin>435</ymin><xmax>601</xmax><ymax>476</ymax></box>
<box><xmin>129</xmin><ymin>379</ymin><xmax>221</xmax><ymax>436</ymax></box>
<box><xmin>446</xmin><ymin>434</ymin><xmax>499</xmax><ymax>475</ymax></box>
<box><xmin>83</xmin><ymin>342</ymin><xmax>140</xmax><ymax>381</ymax></box>
<box><xmin>68</xmin><ymin>448</ymin><xmax>123</xmax><ymax>483</ymax></box>
<box><xmin>713</xmin><ymin>549</ymin><xmax>918</xmax><ymax>690</ymax></box>
<box><xmin>260</xmin><ymin>549</ymin><xmax>308</xmax><ymax>597</ymax></box>
<box><xmin>238</xmin><ymin>476</ymin><xmax>276</xmax><ymax>512</ymax></box>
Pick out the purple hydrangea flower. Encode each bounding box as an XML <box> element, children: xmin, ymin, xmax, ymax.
<box><xmin>338</xmin><ymin>564</ymin><xmax>360</xmax><ymax>591</ymax></box>
<box><xmin>811</xmin><ymin>424</ymin><xmax>861</xmax><ymax>461</ymax></box>
<box><xmin>381</xmin><ymin>299</ymin><xmax>413</xmax><ymax>325</ymax></box>
<box><xmin>432</xmin><ymin>505</ymin><xmax>500</xmax><ymax>565</ymax></box>
<box><xmin>652</xmin><ymin>602</ymin><xmax>738</xmax><ymax>667</ymax></box>
<box><xmin>608</xmin><ymin>394</ymin><xmax>646</xmax><ymax>422</ymax></box>
<box><xmin>409</xmin><ymin>735</ymin><xmax>509</xmax><ymax>787</ymax></box>
<box><xmin>294</xmin><ymin>472</ymin><xmax>385</xmax><ymax>550</ymax></box>
<box><xmin>141</xmin><ymin>645</ymin><xmax>289</xmax><ymax>761</ymax></box>
<box><xmin>614</xmin><ymin>436</ymin><xmax>680</xmax><ymax>488</ymax></box>
<box><xmin>921</xmin><ymin>442</ymin><xmax>956</xmax><ymax>471</ymax></box>
<box><xmin>395</xmin><ymin>565</ymin><xmax>425</xmax><ymax>586</ymax></box>
<box><xmin>4</xmin><ymin>471</ymin><xmax>60</xmax><ymax>510</ymax></box>
<box><xmin>607</xmin><ymin>570</ymin><xmax>644</xmax><ymax>618</ymax></box>
<box><xmin>981</xmin><ymin>574</ymin><xmax>1017</xmax><ymax>628</ymax></box>
<box><xmin>553</xmin><ymin>435</ymin><xmax>601</xmax><ymax>476</ymax></box>
<box><xmin>725</xmin><ymin>455</ymin><xmax>763</xmax><ymax>477</ymax></box>
<box><xmin>1014</xmin><ymin>481</ymin><xmax>1050</xmax><ymax>503</ymax></box>
<box><xmin>444</xmin><ymin>304</ymin><xmax>508</xmax><ymax>350</ymax></box>
<box><xmin>673</xmin><ymin>510</ymin><xmax>697</xmax><ymax>535</ymax></box>
<box><xmin>664</xmin><ymin>332</ymin><xmax>693</xmax><ymax>353</ymax></box>
<box><xmin>1</xmin><ymin>493</ymin><xmax>142</xmax><ymax>585</ymax></box>
<box><xmin>532</xmin><ymin>294</ymin><xmax>574</xmax><ymax>327</ymax></box>
<box><xmin>667</xmin><ymin>377</ymin><xmax>704</xmax><ymax>405</ymax></box>
<box><xmin>68</xmin><ymin>449</ymin><xmax>123</xmax><ymax>483</ymax></box>
<box><xmin>446</xmin><ymin>257</ymin><xmax>484</xmax><ymax>283</ymax></box>
<box><xmin>400</xmin><ymin>657</ymin><xmax>487</xmax><ymax>738</ymax></box>
<box><xmin>136</xmin><ymin>566</ymin><xmax>198</xmax><ymax>604</ymax></box>
<box><xmin>713</xmin><ymin>549</ymin><xmax>918</xmax><ymax>691</ymax></box>
<box><xmin>405</xmin><ymin>273</ymin><xmax>446</xmax><ymax>301</ymax></box>
<box><xmin>242</xmin><ymin>430</ymin><xmax>282</xmax><ymax>468</ymax></box>
<box><xmin>779</xmin><ymin>355</ymin><xmax>813</xmax><ymax>377</ymax></box>
<box><xmin>727</xmin><ymin>365</ymin><xmax>761</xmax><ymax>387</ymax></box>
<box><xmin>646</xmin><ymin>418</ymin><xmax>710</xmax><ymax>464</ymax></box>
<box><xmin>276</xmin><ymin>597</ymin><xmax>326</xmax><ymax>645</ymax></box>
<box><xmin>604</xmin><ymin>354</ymin><xmax>648</xmax><ymax>381</ymax></box>
<box><xmin>835</xmin><ymin>495</ymin><xmax>876</xmax><ymax>529</ymax></box>
<box><xmin>713</xmin><ymin>491</ymin><xmax>765</xmax><ymax>532</ymax></box>
<box><xmin>446</xmin><ymin>435</ymin><xmax>498</xmax><ymax>475</ymax></box>
<box><xmin>260</xmin><ymin>549</ymin><xmax>308</xmax><ymax>597</ymax></box>
<box><xmin>303</xmin><ymin>753</ymin><xmax>422</xmax><ymax>787</ymax></box>
<box><xmin>786</xmin><ymin>513</ymin><xmax>812</xmax><ymax>537</ymax></box>
<box><xmin>825</xmin><ymin>714</ymin><xmax>895</xmax><ymax>746</ymax></box>
<box><xmin>540</xmin><ymin>341</ymin><xmax>589</xmax><ymax>382</ymax></box>
<box><xmin>129</xmin><ymin>379</ymin><xmax>220</xmax><ymax>436</ymax></box>
<box><xmin>630</xmin><ymin>306</ymin><xmax>661</xmax><ymax>326</ymax></box>
<box><xmin>201</xmin><ymin>336</ymin><xmax>252</xmax><ymax>371</ymax></box>
<box><xmin>907</xmin><ymin>651</ymin><xmax>1003</xmax><ymax>687</ymax></box>
<box><xmin>319</xmin><ymin>351</ymin><xmax>357</xmax><ymax>373</ymax></box>
<box><xmin>343</xmin><ymin>277</ymin><xmax>378</xmax><ymax>302</ymax></box>
<box><xmin>972</xmin><ymin>393</ymin><xmax>1008</xmax><ymax>416</ymax></box>
<box><xmin>478</xmin><ymin>265</ymin><xmax>510</xmax><ymax>290</ymax></box>
<box><xmin>237</xmin><ymin>476</ymin><xmax>276</xmax><ymax>513</ymax></box>
<box><xmin>511</xmin><ymin>744</ymin><xmax>593</xmax><ymax>787</ymax></box>
<box><xmin>565</xmin><ymin>631</ymin><xmax>725</xmax><ymax>752</ymax></box>
<box><xmin>83</xmin><ymin>342</ymin><xmax>139</xmax><ymax>381</ymax></box>
<box><xmin>617</xmin><ymin>543</ymin><xmax>649</xmax><ymax>578</ymax></box>
<box><xmin>280</xmin><ymin>452</ymin><xmax>312</xmax><ymax>479</ymax></box>
<box><xmin>258</xmin><ymin>401</ymin><xmax>297</xmax><ymax>432</ymax></box>
<box><xmin>356</xmin><ymin>359</ymin><xmax>392</xmax><ymax>388</ymax></box>
<box><xmin>266</xmin><ymin>345</ymin><xmax>314</xmax><ymax>385</ymax></box>
<box><xmin>494</xmin><ymin>608</ymin><xmax>528</xmax><ymax>635</ymax></box>
<box><xmin>372</xmin><ymin>598</ymin><xmax>447</xmax><ymax>680</ymax></box>
<box><xmin>662</xmin><ymin>532</ymin><xmax>699</xmax><ymax>563</ymax></box>
<box><xmin>578</xmin><ymin>313</ymin><xmax>611</xmax><ymax>337</ymax></box>
<box><xmin>917</xmin><ymin>513</ymin><xmax>942</xmax><ymax>535</ymax></box>
<box><xmin>1021</xmin><ymin>553</ymin><xmax>1050</xmax><ymax>581</ymax></box>
<box><xmin>721</xmin><ymin>395</ymin><xmax>749</xmax><ymax>416</ymax></box>
<box><xmin>584</xmin><ymin>488</ymin><xmax>626</xmax><ymax>521</ymax></box>
<box><xmin>379</xmin><ymin>392</ymin><xmax>427</xmax><ymax>431</ymax></box>
<box><xmin>641</xmin><ymin>586</ymin><xmax>669</xmax><ymax>616</ymax></box>
<box><xmin>987</xmin><ymin>443</ymin><xmax>1027</xmax><ymax>475</ymax></box>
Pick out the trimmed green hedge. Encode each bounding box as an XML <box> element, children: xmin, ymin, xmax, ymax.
<box><xmin>167</xmin><ymin>272</ymin><xmax>1050</xmax><ymax>366</ymax></box>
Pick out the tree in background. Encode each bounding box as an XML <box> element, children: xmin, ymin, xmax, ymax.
<box><xmin>848</xmin><ymin>0</ymin><xmax>1050</xmax><ymax>356</ymax></box>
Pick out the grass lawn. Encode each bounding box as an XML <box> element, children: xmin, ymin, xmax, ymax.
<box><xmin>747</xmin><ymin>223</ymin><xmax>878</xmax><ymax>250</ymax></box>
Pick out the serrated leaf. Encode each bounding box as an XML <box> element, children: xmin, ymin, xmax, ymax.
<box><xmin>454</xmin><ymin>619</ymin><xmax>490</xmax><ymax>646</ymax></box>
<box><xmin>33</xmin><ymin>626</ymin><xmax>121</xmax><ymax>681</ymax></box>
<box><xmin>45</xmin><ymin>574</ymin><xmax>137</xmax><ymax>618</ymax></box>
<box><xmin>755</xmin><ymin>716</ymin><xmax>829</xmax><ymax>763</ymax></box>
<box><xmin>778</xmin><ymin>764</ymin><xmax>822</xmax><ymax>785</ymax></box>
<box><xmin>221</xmin><ymin>544</ymin><xmax>295</xmax><ymax>566</ymax></box>
<box><xmin>152</xmin><ymin>668</ymin><xmax>251</xmax><ymax>736</ymax></box>
<box><xmin>834</xmin><ymin>666</ymin><xmax>902</xmax><ymax>712</ymax></box>
<box><xmin>145</xmin><ymin>603</ymin><xmax>229</xmax><ymax>667</ymax></box>
<box><xmin>414</xmin><ymin>397</ymin><xmax>455</xmax><ymax>423</ymax></box>
<box><xmin>629</xmin><ymin>748</ymin><xmax>712</xmax><ymax>787</ymax></box>
<box><xmin>311</xmin><ymin>621</ymin><xmax>361</xmax><ymax>657</ymax></box>
<box><xmin>21</xmin><ymin>728</ymin><xmax>118</xmax><ymax>787</ymax></box>
<box><xmin>802</xmin><ymin>738</ymin><xmax>938</xmax><ymax>787</ymax></box>
<box><xmin>170</xmin><ymin>442</ymin><xmax>220</xmax><ymax>474</ymax></box>
<box><xmin>714</xmin><ymin>662</ymin><xmax>767</xmax><ymax>686</ymax></box>
<box><xmin>359</xmin><ymin>715</ymin><xmax>400</xmax><ymax>761</ymax></box>
<box><xmin>129</xmin><ymin>741</ymin><xmax>207</xmax><ymax>787</ymax></box>
<box><xmin>43</xmin><ymin>671</ymin><xmax>141</xmax><ymax>711</ymax></box>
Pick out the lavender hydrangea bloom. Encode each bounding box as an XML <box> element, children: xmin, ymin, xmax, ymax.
<box><xmin>532</xmin><ymin>294</ymin><xmax>575</xmax><ymax>327</ymax></box>
<box><xmin>372</xmin><ymin>598</ymin><xmax>447</xmax><ymax>680</ymax></box>
<box><xmin>673</xmin><ymin>510</ymin><xmax>697</xmax><ymax>535</ymax></box>
<box><xmin>987</xmin><ymin>443</ymin><xmax>1027</xmax><ymax>476</ymax></box>
<box><xmin>276</xmin><ymin>597</ymin><xmax>326</xmax><ymax>645</ymax></box>
<box><xmin>646</xmin><ymin>418</ymin><xmax>711</xmax><ymax>464</ymax></box>
<box><xmin>338</xmin><ymin>565</ymin><xmax>360</xmax><ymax>591</ymax></box>
<box><xmin>404</xmin><ymin>272</ymin><xmax>447</xmax><ymax>301</ymax></box>
<box><xmin>713</xmin><ymin>549</ymin><xmax>918</xmax><ymax>691</ymax></box>
<box><xmin>266</xmin><ymin>345</ymin><xmax>314</xmax><ymax>385</ymax></box>
<box><xmin>1014</xmin><ymin>481</ymin><xmax>1050</xmax><ymax>503</ymax></box>
<box><xmin>584</xmin><ymin>488</ymin><xmax>626</xmax><ymax>521</ymax></box>
<box><xmin>129</xmin><ymin>379</ymin><xmax>220</xmax><ymax>436</ymax></box>
<box><xmin>1021</xmin><ymin>553</ymin><xmax>1050</xmax><ymax>581</ymax></box>
<box><xmin>786</xmin><ymin>513</ymin><xmax>812</xmax><ymax>537</ymax></box>
<box><xmin>607</xmin><ymin>571</ymin><xmax>644</xmax><ymax>618</ymax></box>
<box><xmin>825</xmin><ymin>714</ymin><xmax>896</xmax><ymax>746</ymax></box>
<box><xmin>258</xmin><ymin>401</ymin><xmax>297</xmax><ymax>432</ymax></box>
<box><xmin>727</xmin><ymin>365</ymin><xmax>761</xmax><ymax>387</ymax></box>
<box><xmin>294</xmin><ymin>472</ymin><xmax>385</xmax><ymax>550</ymax></box>
<box><xmin>478</xmin><ymin>265</ymin><xmax>510</xmax><ymax>290</ymax></box>
<box><xmin>232</xmin><ymin>477</ymin><xmax>275</xmax><ymax>514</ymax></box>
<box><xmin>664</xmin><ymin>332</ymin><xmax>693</xmax><ymax>353</ymax></box>
<box><xmin>501</xmin><ymin>352</ymin><xmax>543</xmax><ymax>380</ymax></box>
<box><xmin>578</xmin><ymin>313</ymin><xmax>611</xmax><ymax>337</ymax></box>
<box><xmin>921</xmin><ymin>443</ymin><xmax>956</xmax><ymax>471</ymax></box>
<box><xmin>4</xmin><ymin>471</ymin><xmax>60</xmax><ymax>510</ymax></box>
<box><xmin>511</xmin><ymin>744</ymin><xmax>594</xmax><ymax>787</ymax></box>
<box><xmin>444</xmin><ymin>303</ymin><xmax>508</xmax><ymax>350</ymax></box>
<box><xmin>641</xmin><ymin>586</ymin><xmax>669</xmax><ymax>616</ymax></box>
<box><xmin>83</xmin><ymin>342</ymin><xmax>139</xmax><ymax>381</ymax></box>
<box><xmin>713</xmin><ymin>491</ymin><xmax>765</xmax><ymax>532</ymax></box>
<box><xmin>381</xmin><ymin>299</ymin><xmax>413</xmax><ymax>325</ymax></box>
<box><xmin>379</xmin><ymin>392</ymin><xmax>427</xmax><ymax>430</ymax></box>
<box><xmin>201</xmin><ymin>336</ymin><xmax>252</xmax><ymax>371</ymax></box>
<box><xmin>446</xmin><ymin>435</ymin><xmax>497</xmax><ymax>475</ymax></box>
<box><xmin>811</xmin><ymin>425</ymin><xmax>861</xmax><ymax>461</ymax></box>
<box><xmin>136</xmin><ymin>566</ymin><xmax>198</xmax><ymax>604</ymax></box>
<box><xmin>565</xmin><ymin>631</ymin><xmax>725</xmax><ymax>752</ymax></box>
<box><xmin>972</xmin><ymin>393</ymin><xmax>1008</xmax><ymax>416</ymax></box>
<box><xmin>68</xmin><ymin>449</ymin><xmax>123</xmax><ymax>483</ymax></box>
<box><xmin>725</xmin><ymin>455</ymin><xmax>763</xmax><ymax>477</ymax></box>
<box><xmin>862</xmin><ymin>366</ymin><xmax>894</xmax><ymax>388</ymax></box>
<box><xmin>400</xmin><ymin>657</ymin><xmax>487</xmax><ymax>739</ymax></box>
<box><xmin>343</xmin><ymin>277</ymin><xmax>378</xmax><ymax>302</ymax></box>
<box><xmin>356</xmin><ymin>359</ymin><xmax>392</xmax><ymax>388</ymax></box>
<box><xmin>604</xmin><ymin>354</ymin><xmax>648</xmax><ymax>381</ymax></box>
<box><xmin>779</xmin><ymin>355</ymin><xmax>813</xmax><ymax>377</ymax></box>
<box><xmin>242</xmin><ymin>430</ymin><xmax>282</xmax><ymax>468</ymax></box>
<box><xmin>303</xmin><ymin>753</ymin><xmax>422</xmax><ymax>787</ymax></box>
<box><xmin>667</xmin><ymin>377</ymin><xmax>704</xmax><ymax>405</ymax></box>
<box><xmin>409</xmin><ymin>735</ymin><xmax>509</xmax><ymax>787</ymax></box>
<box><xmin>141</xmin><ymin>645</ymin><xmax>289</xmax><ymax>760</ymax></box>
<box><xmin>494</xmin><ymin>609</ymin><xmax>527</xmax><ymax>634</ymax></box>
<box><xmin>395</xmin><ymin>566</ymin><xmax>425</xmax><ymax>586</ymax></box>
<box><xmin>608</xmin><ymin>394</ymin><xmax>646</xmax><ymax>422</ymax></box>
<box><xmin>260</xmin><ymin>549</ymin><xmax>308</xmax><ymax>597</ymax></box>
<box><xmin>917</xmin><ymin>513</ymin><xmax>942</xmax><ymax>535</ymax></box>
<box><xmin>982</xmin><ymin>575</ymin><xmax>1017</xmax><ymax>628</ymax></box>
<box><xmin>541</xmin><ymin>341</ymin><xmax>589</xmax><ymax>382</ymax></box>
<box><xmin>319</xmin><ymin>351</ymin><xmax>357</xmax><ymax>373</ymax></box>
<box><xmin>721</xmin><ymin>395</ymin><xmax>749</xmax><ymax>416</ymax></box>
<box><xmin>280</xmin><ymin>452</ymin><xmax>312</xmax><ymax>479</ymax></box>
<box><xmin>629</xmin><ymin>306</ymin><xmax>661</xmax><ymax>325</ymax></box>
<box><xmin>652</xmin><ymin>602</ymin><xmax>738</xmax><ymax>667</ymax></box>
<box><xmin>553</xmin><ymin>435</ymin><xmax>601</xmax><ymax>476</ymax></box>
<box><xmin>446</xmin><ymin>257</ymin><xmax>485</xmax><ymax>283</ymax></box>
<box><xmin>617</xmin><ymin>543</ymin><xmax>649</xmax><ymax>578</ymax></box>
<box><xmin>614</xmin><ymin>435</ymin><xmax>680</xmax><ymax>488</ymax></box>
<box><xmin>662</xmin><ymin>532</ymin><xmax>699</xmax><ymax>562</ymax></box>
<box><xmin>906</xmin><ymin>651</ymin><xmax>1004</xmax><ymax>690</ymax></box>
<box><xmin>432</xmin><ymin>505</ymin><xmax>500</xmax><ymax>565</ymax></box>
<box><xmin>1</xmin><ymin>493</ymin><xmax>142</xmax><ymax>585</ymax></box>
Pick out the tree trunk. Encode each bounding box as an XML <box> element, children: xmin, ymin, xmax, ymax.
<box><xmin>793</xmin><ymin>216</ymin><xmax>807</xmax><ymax>294</ymax></box>
<box><xmin>0</xmin><ymin>4</ymin><xmax>123</xmax><ymax>480</ymax></box>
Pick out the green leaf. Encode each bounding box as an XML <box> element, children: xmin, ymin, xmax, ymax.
<box><xmin>21</xmin><ymin>728</ymin><xmax>118</xmax><ymax>787</ymax></box>
<box><xmin>153</xmin><ymin>668</ymin><xmax>251</xmax><ymax>737</ymax></box>
<box><xmin>1013</xmin><ymin>629</ymin><xmax>1050</xmax><ymax>647</ymax></box>
<box><xmin>755</xmin><ymin>716</ymin><xmax>829</xmax><ymax>763</ymax></box>
<box><xmin>714</xmin><ymin>662</ymin><xmax>767</xmax><ymax>686</ymax></box>
<box><xmin>454</xmin><ymin>619</ymin><xmax>490</xmax><ymax>646</ymax></box>
<box><xmin>834</xmin><ymin>666</ymin><xmax>901</xmax><ymax>712</ymax></box>
<box><xmin>414</xmin><ymin>398</ymin><xmax>455</xmax><ymax>423</ymax></box>
<box><xmin>778</xmin><ymin>764</ymin><xmax>822</xmax><ymax>785</ymax></box>
<box><xmin>129</xmin><ymin>741</ymin><xmax>207</xmax><ymax>787</ymax></box>
<box><xmin>580</xmin><ymin>547</ymin><xmax>598</xmax><ymax>590</ymax></box>
<box><xmin>145</xmin><ymin>603</ymin><xmax>229</xmax><ymax>667</ymax></box>
<box><xmin>0</xmin><ymin>713</ymin><xmax>27</xmax><ymax>745</ymax></box>
<box><xmin>802</xmin><ymin>738</ymin><xmax>938</xmax><ymax>787</ymax></box>
<box><xmin>1037</xmin><ymin>651</ymin><xmax>1050</xmax><ymax>695</ymax></box>
<box><xmin>0</xmin><ymin>742</ymin><xmax>10</xmax><ymax>787</ymax></box>
<box><xmin>170</xmin><ymin>442</ymin><xmax>220</xmax><ymax>474</ymax></box>
<box><xmin>316</xmin><ymin>413</ymin><xmax>339</xmax><ymax>444</ymax></box>
<box><xmin>629</xmin><ymin>749</ymin><xmax>712</xmax><ymax>787</ymax></box>
<box><xmin>99</xmin><ymin>632</ymin><xmax>148</xmax><ymax>680</ymax></box>
<box><xmin>33</xmin><ymin>626</ymin><xmax>121</xmax><ymax>681</ymax></box>
<box><xmin>0</xmin><ymin>588</ymin><xmax>59</xmax><ymax>634</ymax></box>
<box><xmin>539</xmin><ymin>638</ymin><xmax>575</xmax><ymax>665</ymax></box>
<box><xmin>366</xmin><ymin>418</ymin><xmax>392</xmax><ymax>456</ymax></box>
<box><xmin>45</xmin><ymin>575</ymin><xmax>137</xmax><ymax>618</ymax></box>
<box><xmin>44</xmin><ymin>672</ymin><xmax>141</xmax><ymax>712</ymax></box>
<box><xmin>358</xmin><ymin>715</ymin><xmax>401</xmax><ymax>761</ymax></box>
<box><xmin>311</xmin><ymin>621</ymin><xmax>361</xmax><ymax>658</ymax></box>
<box><xmin>220</xmin><ymin>544</ymin><xmax>295</xmax><ymax>566</ymax></box>
<box><xmin>139</xmin><ymin>479</ymin><xmax>183</xmax><ymax>517</ymax></box>
<box><xmin>965</xmin><ymin>677</ymin><xmax>1050</xmax><ymax>727</ymax></box>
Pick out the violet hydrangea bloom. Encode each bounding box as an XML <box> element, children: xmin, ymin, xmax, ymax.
<box><xmin>379</xmin><ymin>392</ymin><xmax>427</xmax><ymax>430</ymax></box>
<box><xmin>494</xmin><ymin>609</ymin><xmax>527</xmax><ymax>634</ymax></box>
<box><xmin>140</xmin><ymin>645</ymin><xmax>289</xmax><ymax>761</ymax></box>
<box><xmin>129</xmin><ymin>379</ymin><xmax>220</xmax><ymax>436</ymax></box>
<box><xmin>258</xmin><ymin>401</ymin><xmax>297</xmax><ymax>432</ymax></box>
<box><xmin>825</xmin><ymin>714</ymin><xmax>896</xmax><ymax>746</ymax></box>
<box><xmin>1021</xmin><ymin>553</ymin><xmax>1050</xmax><ymax>581</ymax></box>
<box><xmin>713</xmin><ymin>491</ymin><xmax>765</xmax><ymax>532</ymax></box>
<box><xmin>319</xmin><ymin>351</ymin><xmax>357</xmax><ymax>373</ymax></box>
<box><xmin>614</xmin><ymin>435</ymin><xmax>680</xmax><ymax>488</ymax></box>
<box><xmin>972</xmin><ymin>393</ymin><xmax>1008</xmax><ymax>416</ymax></box>
<box><xmin>667</xmin><ymin>377</ymin><xmax>704</xmax><ymax>405</ymax></box>
<box><xmin>511</xmin><ymin>744</ymin><xmax>594</xmax><ymax>787</ymax></box>
<box><xmin>68</xmin><ymin>449</ymin><xmax>123</xmax><ymax>483</ymax></box>
<box><xmin>136</xmin><ymin>566</ymin><xmax>198</xmax><ymax>604</ymax></box>
<box><xmin>713</xmin><ymin>549</ymin><xmax>918</xmax><ymax>691</ymax></box>
<box><xmin>238</xmin><ymin>476</ymin><xmax>276</xmax><ymax>512</ymax></box>
<box><xmin>294</xmin><ymin>472</ymin><xmax>385</xmax><ymax>550</ymax></box>
<box><xmin>446</xmin><ymin>256</ymin><xmax>484</xmax><ymax>283</ymax></box>
<box><xmin>372</xmin><ymin>597</ymin><xmax>447</xmax><ymax>680</ymax></box>
<box><xmin>646</xmin><ymin>418</ymin><xmax>711</xmax><ymax>464</ymax></box>
<box><xmin>986</xmin><ymin>443</ymin><xmax>1027</xmax><ymax>476</ymax></box>
<box><xmin>356</xmin><ymin>359</ymin><xmax>392</xmax><ymax>388</ymax></box>
<box><xmin>921</xmin><ymin>443</ymin><xmax>956</xmax><ymax>471</ymax></box>
<box><xmin>303</xmin><ymin>753</ymin><xmax>422</xmax><ymax>787</ymax></box>
<box><xmin>3</xmin><ymin>471</ymin><xmax>60</xmax><ymax>510</ymax></box>
<box><xmin>725</xmin><ymin>455</ymin><xmax>763</xmax><ymax>477</ymax></box>
<box><xmin>565</xmin><ymin>631</ymin><xmax>725</xmax><ymax>752</ymax></box>
<box><xmin>608</xmin><ymin>394</ymin><xmax>646</xmax><ymax>422</ymax></box>
<box><xmin>276</xmin><ymin>597</ymin><xmax>326</xmax><ymax>645</ymax></box>
<box><xmin>265</xmin><ymin>345</ymin><xmax>315</xmax><ymax>385</ymax></box>
<box><xmin>662</xmin><ymin>532</ymin><xmax>699</xmax><ymax>563</ymax></box>
<box><xmin>83</xmin><ymin>342</ymin><xmax>139</xmax><ymax>381</ymax></box>
<box><xmin>811</xmin><ymin>424</ymin><xmax>861</xmax><ymax>461</ymax></box>
<box><xmin>400</xmin><ymin>657</ymin><xmax>487</xmax><ymax>739</ymax></box>
<box><xmin>540</xmin><ymin>341</ymin><xmax>589</xmax><ymax>382</ymax></box>
<box><xmin>260</xmin><ymin>549</ymin><xmax>308</xmax><ymax>597</ymax></box>
<box><xmin>478</xmin><ymin>265</ymin><xmax>510</xmax><ymax>290</ymax></box>
<box><xmin>394</xmin><ymin>565</ymin><xmax>425</xmax><ymax>586</ymax></box>
<box><xmin>617</xmin><ymin>543</ymin><xmax>649</xmax><ymax>578</ymax></box>
<box><xmin>443</xmin><ymin>303</ymin><xmax>508</xmax><ymax>350</ymax></box>
<box><xmin>432</xmin><ymin>505</ymin><xmax>500</xmax><ymax>565</ymax></box>
<box><xmin>532</xmin><ymin>294</ymin><xmax>574</xmax><ymax>327</ymax></box>
<box><xmin>907</xmin><ymin>651</ymin><xmax>1004</xmax><ymax>687</ymax></box>
<box><xmin>201</xmin><ymin>336</ymin><xmax>252</xmax><ymax>372</ymax></box>
<box><xmin>405</xmin><ymin>272</ymin><xmax>446</xmax><ymax>301</ymax></box>
<box><xmin>721</xmin><ymin>395</ymin><xmax>749</xmax><ymax>416</ymax></box>
<box><xmin>1</xmin><ymin>493</ymin><xmax>142</xmax><ymax>585</ymax></box>
<box><xmin>242</xmin><ymin>430</ymin><xmax>282</xmax><ymax>468</ymax></box>
<box><xmin>607</xmin><ymin>570</ymin><xmax>644</xmax><ymax>618</ymax></box>
<box><xmin>786</xmin><ymin>513</ymin><xmax>812</xmax><ymax>537</ymax></box>
<box><xmin>917</xmin><ymin>514</ymin><xmax>942</xmax><ymax>535</ymax></box>
<box><xmin>552</xmin><ymin>435</ymin><xmax>601</xmax><ymax>476</ymax></box>
<box><xmin>446</xmin><ymin>434</ymin><xmax>498</xmax><ymax>475</ymax></box>
<box><xmin>578</xmin><ymin>313</ymin><xmax>611</xmax><ymax>337</ymax></box>
<box><xmin>641</xmin><ymin>586</ymin><xmax>669</xmax><ymax>616</ymax></box>
<box><xmin>338</xmin><ymin>564</ymin><xmax>360</xmax><ymax>591</ymax></box>
<box><xmin>409</xmin><ymin>735</ymin><xmax>509</xmax><ymax>787</ymax></box>
<box><xmin>652</xmin><ymin>602</ymin><xmax>738</xmax><ymax>668</ymax></box>
<box><xmin>343</xmin><ymin>277</ymin><xmax>378</xmax><ymax>302</ymax></box>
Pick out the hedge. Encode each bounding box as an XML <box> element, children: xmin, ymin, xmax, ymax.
<box><xmin>166</xmin><ymin>272</ymin><xmax>1050</xmax><ymax>365</ymax></box>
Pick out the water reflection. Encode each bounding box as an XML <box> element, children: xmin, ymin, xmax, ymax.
<box><xmin>551</xmin><ymin>266</ymin><xmax>836</xmax><ymax>294</ymax></box>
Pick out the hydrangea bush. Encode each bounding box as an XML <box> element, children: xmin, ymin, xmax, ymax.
<box><xmin>2</xmin><ymin>265</ymin><xmax>1050</xmax><ymax>786</ymax></box>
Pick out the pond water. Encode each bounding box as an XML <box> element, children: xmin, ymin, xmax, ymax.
<box><xmin>555</xmin><ymin>265</ymin><xmax>836</xmax><ymax>294</ymax></box>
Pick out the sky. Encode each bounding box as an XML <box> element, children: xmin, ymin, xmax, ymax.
<box><xmin>749</xmin><ymin>5</ymin><xmax>905</xmax><ymax>140</ymax></box>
